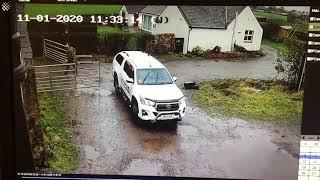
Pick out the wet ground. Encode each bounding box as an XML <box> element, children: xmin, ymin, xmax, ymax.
<box><xmin>61</xmin><ymin>46</ymin><xmax>300</xmax><ymax>179</ymax></box>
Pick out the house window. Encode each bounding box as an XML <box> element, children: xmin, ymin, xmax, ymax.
<box><xmin>142</xmin><ymin>14</ymin><xmax>152</xmax><ymax>31</ymax></box>
<box><xmin>244</xmin><ymin>30</ymin><xmax>254</xmax><ymax>43</ymax></box>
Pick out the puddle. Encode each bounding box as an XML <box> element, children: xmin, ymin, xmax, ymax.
<box><xmin>122</xmin><ymin>159</ymin><xmax>163</xmax><ymax>176</ymax></box>
<box><xmin>141</xmin><ymin>137</ymin><xmax>172</xmax><ymax>151</ymax></box>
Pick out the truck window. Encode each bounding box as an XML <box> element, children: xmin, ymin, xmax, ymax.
<box><xmin>124</xmin><ymin>61</ymin><xmax>134</xmax><ymax>80</ymax></box>
<box><xmin>115</xmin><ymin>54</ymin><xmax>124</xmax><ymax>65</ymax></box>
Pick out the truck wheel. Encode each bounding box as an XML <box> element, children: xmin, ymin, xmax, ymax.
<box><xmin>131</xmin><ymin>98</ymin><xmax>139</xmax><ymax>118</ymax></box>
<box><xmin>170</xmin><ymin>120</ymin><xmax>178</xmax><ymax>129</ymax></box>
<box><xmin>114</xmin><ymin>74</ymin><xmax>120</xmax><ymax>95</ymax></box>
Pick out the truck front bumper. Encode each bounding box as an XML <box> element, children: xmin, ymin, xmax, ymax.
<box><xmin>138</xmin><ymin>103</ymin><xmax>186</xmax><ymax>121</ymax></box>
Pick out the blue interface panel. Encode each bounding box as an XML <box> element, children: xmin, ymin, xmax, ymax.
<box><xmin>299</xmin><ymin>135</ymin><xmax>320</xmax><ymax>180</ymax></box>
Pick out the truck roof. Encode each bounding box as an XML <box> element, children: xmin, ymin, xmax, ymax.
<box><xmin>121</xmin><ymin>51</ymin><xmax>165</xmax><ymax>69</ymax></box>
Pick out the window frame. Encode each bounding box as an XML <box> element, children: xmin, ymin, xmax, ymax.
<box><xmin>244</xmin><ymin>30</ymin><xmax>254</xmax><ymax>43</ymax></box>
<box><xmin>142</xmin><ymin>14</ymin><xmax>152</xmax><ymax>32</ymax></box>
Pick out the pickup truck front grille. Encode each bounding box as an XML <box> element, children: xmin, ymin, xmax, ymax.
<box><xmin>156</xmin><ymin>103</ymin><xmax>179</xmax><ymax>111</ymax></box>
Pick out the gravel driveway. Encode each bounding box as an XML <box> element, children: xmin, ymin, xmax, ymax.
<box><xmin>61</xmin><ymin>46</ymin><xmax>300</xmax><ymax>179</ymax></box>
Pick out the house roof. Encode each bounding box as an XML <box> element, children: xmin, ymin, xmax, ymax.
<box><xmin>178</xmin><ymin>6</ymin><xmax>247</xmax><ymax>29</ymax></box>
<box><xmin>140</xmin><ymin>5</ymin><xmax>166</xmax><ymax>16</ymax></box>
<box><xmin>124</xmin><ymin>5</ymin><xmax>146</xmax><ymax>14</ymax></box>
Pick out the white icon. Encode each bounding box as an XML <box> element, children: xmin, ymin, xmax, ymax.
<box><xmin>1</xmin><ymin>2</ymin><xmax>10</xmax><ymax>11</ymax></box>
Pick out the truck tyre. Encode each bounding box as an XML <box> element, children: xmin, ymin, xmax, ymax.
<box><xmin>131</xmin><ymin>98</ymin><xmax>139</xmax><ymax>118</ymax></box>
<box><xmin>170</xmin><ymin>120</ymin><xmax>178</xmax><ymax>129</ymax></box>
<box><xmin>114</xmin><ymin>74</ymin><xmax>120</xmax><ymax>95</ymax></box>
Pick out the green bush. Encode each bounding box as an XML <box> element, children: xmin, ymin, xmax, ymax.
<box><xmin>275</xmin><ymin>37</ymin><xmax>306</xmax><ymax>90</ymax></box>
<box><xmin>104</xmin><ymin>32</ymin><xmax>154</xmax><ymax>55</ymax></box>
<box><xmin>127</xmin><ymin>35</ymin><xmax>138</xmax><ymax>51</ymax></box>
<box><xmin>190</xmin><ymin>46</ymin><xmax>204</xmax><ymax>57</ymax></box>
<box><xmin>212</xmin><ymin>46</ymin><xmax>222</xmax><ymax>53</ymax></box>
<box><xmin>234</xmin><ymin>44</ymin><xmax>248</xmax><ymax>52</ymax></box>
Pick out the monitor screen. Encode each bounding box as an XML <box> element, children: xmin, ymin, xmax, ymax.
<box><xmin>9</xmin><ymin>2</ymin><xmax>320</xmax><ymax>180</ymax></box>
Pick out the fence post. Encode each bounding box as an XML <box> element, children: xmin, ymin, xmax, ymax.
<box><xmin>98</xmin><ymin>60</ymin><xmax>100</xmax><ymax>87</ymax></box>
<box><xmin>49</xmin><ymin>67</ymin><xmax>53</xmax><ymax>91</ymax></box>
<box><xmin>74</xmin><ymin>63</ymin><xmax>77</xmax><ymax>92</ymax></box>
<box><xmin>43</xmin><ymin>39</ymin><xmax>46</xmax><ymax>57</ymax></box>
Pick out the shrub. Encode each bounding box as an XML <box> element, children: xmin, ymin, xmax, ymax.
<box><xmin>261</xmin><ymin>22</ymin><xmax>283</xmax><ymax>42</ymax></box>
<box><xmin>146</xmin><ymin>33</ymin><xmax>175</xmax><ymax>54</ymax></box>
<box><xmin>104</xmin><ymin>32</ymin><xmax>154</xmax><ymax>55</ymax></box>
<box><xmin>190</xmin><ymin>46</ymin><xmax>204</xmax><ymax>57</ymax></box>
<box><xmin>275</xmin><ymin>37</ymin><xmax>306</xmax><ymax>90</ymax></box>
<box><xmin>212</xmin><ymin>46</ymin><xmax>221</xmax><ymax>53</ymax></box>
<box><xmin>234</xmin><ymin>44</ymin><xmax>248</xmax><ymax>53</ymax></box>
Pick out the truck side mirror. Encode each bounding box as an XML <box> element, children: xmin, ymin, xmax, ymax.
<box><xmin>173</xmin><ymin>77</ymin><xmax>178</xmax><ymax>82</ymax></box>
<box><xmin>126</xmin><ymin>78</ymin><xmax>134</xmax><ymax>84</ymax></box>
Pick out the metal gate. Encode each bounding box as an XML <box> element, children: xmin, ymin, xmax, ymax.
<box><xmin>34</xmin><ymin>63</ymin><xmax>77</xmax><ymax>92</ymax></box>
<box><xmin>34</xmin><ymin>38</ymin><xmax>100</xmax><ymax>93</ymax></box>
<box><xmin>76</xmin><ymin>61</ymin><xmax>100</xmax><ymax>89</ymax></box>
<box><xmin>43</xmin><ymin>38</ymin><xmax>68</xmax><ymax>63</ymax></box>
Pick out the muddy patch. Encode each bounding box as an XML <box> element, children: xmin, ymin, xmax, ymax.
<box><xmin>141</xmin><ymin>137</ymin><xmax>172</xmax><ymax>151</ymax></box>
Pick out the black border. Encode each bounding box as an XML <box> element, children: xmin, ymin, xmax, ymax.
<box><xmin>12</xmin><ymin>0</ymin><xmax>320</xmax><ymax>6</ymax></box>
<box><xmin>0</xmin><ymin>0</ymin><xmax>14</xmax><ymax>180</ymax></box>
<box><xmin>4</xmin><ymin>1</ymin><xmax>320</xmax><ymax>180</ymax></box>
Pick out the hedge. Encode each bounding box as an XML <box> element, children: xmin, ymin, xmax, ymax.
<box><xmin>103</xmin><ymin>32</ymin><xmax>154</xmax><ymax>55</ymax></box>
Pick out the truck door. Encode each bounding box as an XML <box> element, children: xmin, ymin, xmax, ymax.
<box><xmin>121</xmin><ymin>60</ymin><xmax>134</xmax><ymax>100</ymax></box>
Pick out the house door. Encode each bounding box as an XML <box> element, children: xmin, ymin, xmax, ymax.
<box><xmin>175</xmin><ymin>38</ymin><xmax>184</xmax><ymax>53</ymax></box>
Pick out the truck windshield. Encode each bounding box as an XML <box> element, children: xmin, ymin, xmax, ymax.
<box><xmin>137</xmin><ymin>68</ymin><xmax>173</xmax><ymax>85</ymax></box>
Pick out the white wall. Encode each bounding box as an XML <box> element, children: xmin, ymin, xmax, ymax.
<box><xmin>188</xmin><ymin>28</ymin><xmax>234</xmax><ymax>52</ymax></box>
<box><xmin>189</xmin><ymin>6</ymin><xmax>263</xmax><ymax>52</ymax></box>
<box><xmin>120</xmin><ymin>6</ymin><xmax>135</xmax><ymax>27</ymax></box>
<box><xmin>152</xmin><ymin>6</ymin><xmax>190</xmax><ymax>54</ymax></box>
<box><xmin>231</xmin><ymin>6</ymin><xmax>263</xmax><ymax>51</ymax></box>
<box><xmin>149</xmin><ymin>6</ymin><xmax>263</xmax><ymax>53</ymax></box>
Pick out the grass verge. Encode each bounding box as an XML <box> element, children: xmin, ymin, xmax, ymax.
<box><xmin>262</xmin><ymin>39</ymin><xmax>289</xmax><ymax>53</ymax></box>
<box><xmin>38</xmin><ymin>92</ymin><xmax>78</xmax><ymax>172</ymax></box>
<box><xmin>254</xmin><ymin>11</ymin><xmax>308</xmax><ymax>33</ymax></box>
<box><xmin>192</xmin><ymin>79</ymin><xmax>303</xmax><ymax>126</ymax></box>
<box><xmin>254</xmin><ymin>11</ymin><xmax>288</xmax><ymax>24</ymax></box>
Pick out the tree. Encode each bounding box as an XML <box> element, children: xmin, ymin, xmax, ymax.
<box><xmin>267</xmin><ymin>6</ymin><xmax>277</xmax><ymax>13</ymax></box>
<box><xmin>287</xmin><ymin>10</ymin><xmax>298</xmax><ymax>23</ymax></box>
<box><xmin>278</xmin><ymin>6</ymin><xmax>286</xmax><ymax>13</ymax></box>
<box><xmin>275</xmin><ymin>37</ymin><xmax>306</xmax><ymax>90</ymax></box>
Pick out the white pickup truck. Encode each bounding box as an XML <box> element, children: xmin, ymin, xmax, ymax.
<box><xmin>112</xmin><ymin>51</ymin><xmax>186</xmax><ymax>123</ymax></box>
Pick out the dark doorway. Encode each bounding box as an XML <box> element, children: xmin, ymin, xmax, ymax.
<box><xmin>175</xmin><ymin>38</ymin><xmax>184</xmax><ymax>53</ymax></box>
<box><xmin>134</xmin><ymin>13</ymin><xmax>139</xmax><ymax>26</ymax></box>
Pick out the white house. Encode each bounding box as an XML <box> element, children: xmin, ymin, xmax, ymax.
<box><xmin>138</xmin><ymin>6</ymin><xmax>166</xmax><ymax>32</ymax></box>
<box><xmin>141</xmin><ymin>6</ymin><xmax>263</xmax><ymax>54</ymax></box>
<box><xmin>120</xmin><ymin>5</ymin><xmax>146</xmax><ymax>26</ymax></box>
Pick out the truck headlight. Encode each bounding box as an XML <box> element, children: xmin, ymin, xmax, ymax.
<box><xmin>179</xmin><ymin>97</ymin><xmax>186</xmax><ymax>105</ymax></box>
<box><xmin>140</xmin><ymin>97</ymin><xmax>156</xmax><ymax>107</ymax></box>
